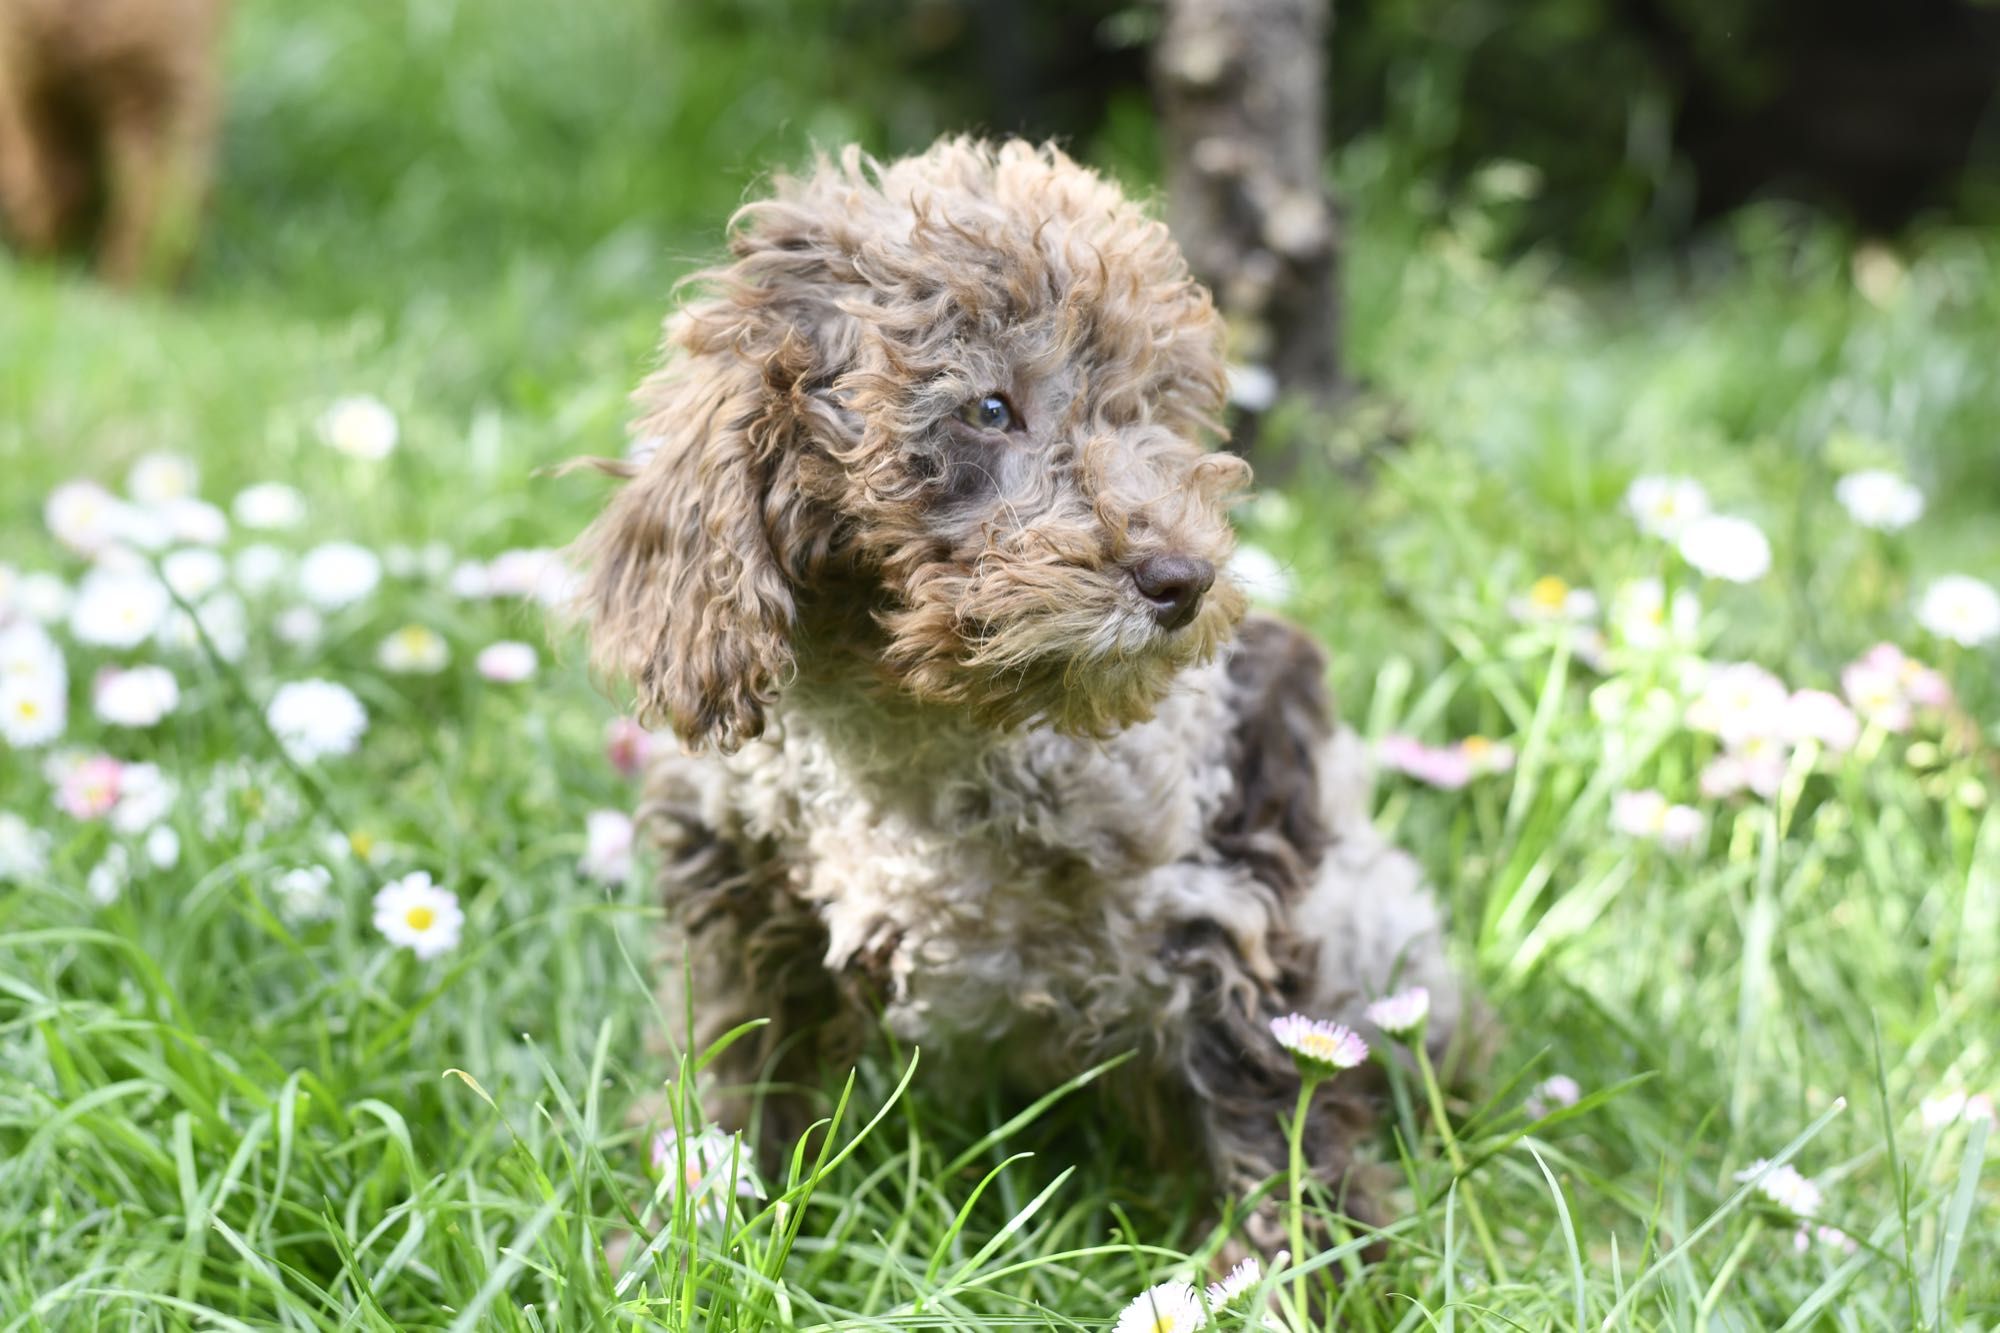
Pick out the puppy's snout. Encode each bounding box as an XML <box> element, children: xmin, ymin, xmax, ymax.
<box><xmin>1132</xmin><ymin>554</ymin><xmax>1214</xmax><ymax>631</ymax></box>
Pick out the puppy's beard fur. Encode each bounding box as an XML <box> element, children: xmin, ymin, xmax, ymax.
<box><xmin>877</xmin><ymin>564</ymin><xmax>1249</xmax><ymax>735</ymax></box>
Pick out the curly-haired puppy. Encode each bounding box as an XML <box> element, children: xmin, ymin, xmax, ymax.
<box><xmin>576</xmin><ymin>137</ymin><xmax>1466</xmax><ymax>1253</ymax></box>
<box><xmin>0</xmin><ymin>0</ymin><xmax>227</xmax><ymax>284</ymax></box>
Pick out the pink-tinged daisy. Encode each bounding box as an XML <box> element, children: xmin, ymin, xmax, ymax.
<box><xmin>1782</xmin><ymin>689</ymin><xmax>1860</xmax><ymax>753</ymax></box>
<box><xmin>1376</xmin><ymin>734</ymin><xmax>1472</xmax><ymax>790</ymax></box>
<box><xmin>1205</xmin><ymin>1255</ymin><xmax>1266</xmax><ymax>1308</ymax></box>
<box><xmin>58</xmin><ymin>755</ymin><xmax>125</xmax><ymax>820</ymax></box>
<box><xmin>475</xmin><ymin>641</ymin><xmax>538</xmax><ymax>683</ymax></box>
<box><xmin>94</xmin><ymin>665</ymin><xmax>180</xmax><ymax>728</ymax></box>
<box><xmin>1734</xmin><ymin>1160</ymin><xmax>1824</xmax><ymax>1216</ymax></box>
<box><xmin>580</xmin><ymin>810</ymin><xmax>635</xmax><ymax>883</ymax></box>
<box><xmin>1112</xmin><ymin>1280</ymin><xmax>1205</xmax><ymax>1333</ymax></box>
<box><xmin>605</xmin><ymin>716</ymin><xmax>655</xmax><ymax>778</ymax></box>
<box><xmin>1270</xmin><ymin>1013</ymin><xmax>1369</xmax><ymax>1077</ymax></box>
<box><xmin>1526</xmin><ymin>1074</ymin><xmax>1581</xmax><ymax>1118</ymax></box>
<box><xmin>371</xmin><ymin>872</ymin><xmax>463</xmax><ymax>959</ymax></box>
<box><xmin>1364</xmin><ymin>986</ymin><xmax>1430</xmax><ymax>1040</ymax></box>
<box><xmin>1792</xmin><ymin>1223</ymin><xmax>1858</xmax><ymax>1255</ymax></box>
<box><xmin>650</xmin><ymin>1124</ymin><xmax>766</xmax><ymax>1222</ymax></box>
<box><xmin>1609</xmin><ymin>790</ymin><xmax>1707</xmax><ymax>851</ymax></box>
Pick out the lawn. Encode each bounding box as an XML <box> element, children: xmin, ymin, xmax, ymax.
<box><xmin>2</xmin><ymin>1</ymin><xmax>1997</xmax><ymax>1329</ymax></box>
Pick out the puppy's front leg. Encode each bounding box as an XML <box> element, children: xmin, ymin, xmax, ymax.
<box><xmin>1163</xmin><ymin>925</ymin><xmax>1378</xmax><ymax>1262</ymax></box>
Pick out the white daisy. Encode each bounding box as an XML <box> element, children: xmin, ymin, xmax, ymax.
<box><xmin>46</xmin><ymin>480</ymin><xmax>134</xmax><ymax>556</ymax></box>
<box><xmin>1225</xmin><ymin>363</ymin><xmax>1279</xmax><ymax>412</ymax></box>
<box><xmin>371</xmin><ymin>872</ymin><xmax>463</xmax><ymax>959</ymax></box>
<box><xmin>157</xmin><ymin>497</ymin><xmax>229</xmax><ymax>547</ymax></box>
<box><xmin>1112</xmin><ymin>1280</ymin><xmax>1205</xmax><ymax>1333</ymax></box>
<box><xmin>0</xmin><ymin>675</ymin><xmax>67</xmax><ymax>747</ymax></box>
<box><xmin>1</xmin><ymin>620</ymin><xmax>64</xmax><ymax>682</ymax></box>
<box><xmin>69</xmin><ymin>568</ymin><xmax>171</xmax><ymax>648</ymax></box>
<box><xmin>1735</xmin><ymin>1160</ymin><xmax>1824</xmax><ymax>1216</ymax></box>
<box><xmin>299</xmin><ymin>542</ymin><xmax>383</xmax><ymax>610</ymax></box>
<box><xmin>1205</xmin><ymin>1255</ymin><xmax>1267</xmax><ymax>1309</ymax></box>
<box><xmin>1270</xmin><ymin>1013</ymin><xmax>1369</xmax><ymax>1076</ymax></box>
<box><xmin>1609</xmin><ymin>790</ymin><xmax>1707</xmax><ymax>852</ymax></box>
<box><xmin>161</xmin><ymin>547</ymin><xmax>228</xmax><ymax>601</ymax></box>
<box><xmin>1526</xmin><ymin>1074</ymin><xmax>1582</xmax><ymax>1118</ymax></box>
<box><xmin>94</xmin><ymin>665</ymin><xmax>180</xmax><ymax>727</ymax></box>
<box><xmin>485</xmin><ymin>547</ymin><xmax>573</xmax><ymax>606</ymax></box>
<box><xmin>1508</xmin><ymin>575</ymin><xmax>1600</xmax><ymax>624</ymax></box>
<box><xmin>1835</xmin><ymin>470</ymin><xmax>1923</xmax><ymax>532</ymax></box>
<box><xmin>448</xmin><ymin>560</ymin><xmax>491</xmax><ymax>598</ymax></box>
<box><xmin>376</xmin><ymin>624</ymin><xmax>450</xmax><ymax>675</ymax></box>
<box><xmin>650</xmin><ymin>1124</ymin><xmax>767</xmax><ymax>1222</ymax></box>
<box><xmin>267</xmin><ymin>679</ymin><xmax>368</xmax><ymax>762</ymax></box>
<box><xmin>273</xmin><ymin>865</ymin><xmax>337</xmax><ymax>922</ymax></box>
<box><xmin>1610</xmin><ymin>578</ymin><xmax>1701</xmax><ymax>650</ymax></box>
<box><xmin>319</xmin><ymin>395</ymin><xmax>400</xmax><ymax>460</ymax></box>
<box><xmin>476</xmin><ymin>640</ymin><xmax>538</xmax><ymax>683</ymax></box>
<box><xmin>196</xmin><ymin>760</ymin><xmax>303</xmax><ymax>844</ymax></box>
<box><xmin>108</xmin><ymin>763</ymin><xmax>176</xmax><ymax>836</ymax></box>
<box><xmin>580</xmin><ymin>810</ymin><xmax>635</xmax><ymax>883</ymax></box>
<box><xmin>145</xmin><ymin>825</ymin><xmax>181</xmax><ymax>870</ymax></box>
<box><xmin>1679</xmin><ymin>514</ymin><xmax>1772</xmax><ymax>583</ymax></box>
<box><xmin>1916</xmin><ymin>574</ymin><xmax>2000</xmax><ymax>647</ymax></box>
<box><xmin>1685</xmin><ymin>662</ymin><xmax>1790</xmax><ymax>746</ymax></box>
<box><xmin>13</xmin><ymin>572</ymin><xmax>71</xmax><ymax>624</ymax></box>
<box><xmin>1364</xmin><ymin>986</ymin><xmax>1430</xmax><ymax>1040</ymax></box>
<box><xmin>156</xmin><ymin>592</ymin><xmax>248</xmax><ymax>662</ymax></box>
<box><xmin>126</xmin><ymin>452</ymin><xmax>199</xmax><ymax>505</ymax></box>
<box><xmin>1625</xmin><ymin>476</ymin><xmax>1711</xmax><ymax>540</ymax></box>
<box><xmin>86</xmin><ymin>844</ymin><xmax>131</xmax><ymax>906</ymax></box>
<box><xmin>0</xmin><ymin>812</ymin><xmax>52</xmax><ymax>882</ymax></box>
<box><xmin>1229</xmin><ymin>544</ymin><xmax>1294</xmax><ymax>607</ymax></box>
<box><xmin>231</xmin><ymin>544</ymin><xmax>293</xmax><ymax>595</ymax></box>
<box><xmin>275</xmin><ymin>606</ymin><xmax>324</xmax><ymax>648</ymax></box>
<box><xmin>232</xmin><ymin>482</ymin><xmax>308</xmax><ymax>531</ymax></box>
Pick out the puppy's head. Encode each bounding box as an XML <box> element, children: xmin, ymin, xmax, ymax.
<box><xmin>576</xmin><ymin>137</ymin><xmax>1249</xmax><ymax>750</ymax></box>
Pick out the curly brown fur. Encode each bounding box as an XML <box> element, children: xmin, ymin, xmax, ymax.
<box><xmin>0</xmin><ymin>0</ymin><xmax>227</xmax><ymax>285</ymax></box>
<box><xmin>574</xmin><ymin>137</ymin><xmax>1471</xmax><ymax>1261</ymax></box>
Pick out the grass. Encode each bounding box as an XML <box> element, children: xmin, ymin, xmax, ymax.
<box><xmin>2</xmin><ymin>0</ymin><xmax>1997</xmax><ymax>1327</ymax></box>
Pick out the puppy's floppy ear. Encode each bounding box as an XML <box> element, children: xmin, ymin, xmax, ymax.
<box><xmin>575</xmin><ymin>309</ymin><xmax>803</xmax><ymax>752</ymax></box>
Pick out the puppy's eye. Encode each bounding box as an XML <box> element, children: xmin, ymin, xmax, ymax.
<box><xmin>957</xmin><ymin>393</ymin><xmax>1017</xmax><ymax>433</ymax></box>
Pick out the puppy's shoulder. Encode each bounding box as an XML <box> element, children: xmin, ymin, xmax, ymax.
<box><xmin>1209</xmin><ymin>612</ymin><xmax>1337</xmax><ymax>889</ymax></box>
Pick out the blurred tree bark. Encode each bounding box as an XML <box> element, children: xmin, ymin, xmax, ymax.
<box><xmin>1153</xmin><ymin>0</ymin><xmax>1340</xmax><ymax>473</ymax></box>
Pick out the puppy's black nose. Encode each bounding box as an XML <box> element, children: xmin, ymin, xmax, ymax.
<box><xmin>1132</xmin><ymin>554</ymin><xmax>1214</xmax><ymax>630</ymax></box>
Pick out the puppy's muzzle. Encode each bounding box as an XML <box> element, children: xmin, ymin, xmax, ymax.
<box><xmin>1132</xmin><ymin>554</ymin><xmax>1215</xmax><ymax>631</ymax></box>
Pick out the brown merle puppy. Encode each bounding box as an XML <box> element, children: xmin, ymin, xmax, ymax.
<box><xmin>575</xmin><ymin>137</ymin><xmax>1466</xmax><ymax>1255</ymax></box>
<box><xmin>0</xmin><ymin>0</ymin><xmax>228</xmax><ymax>285</ymax></box>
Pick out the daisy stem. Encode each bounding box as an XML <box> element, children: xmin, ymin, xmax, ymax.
<box><xmin>1415</xmin><ymin>1039</ymin><xmax>1509</xmax><ymax>1284</ymax></box>
<box><xmin>1287</xmin><ymin>1074</ymin><xmax>1317</xmax><ymax>1316</ymax></box>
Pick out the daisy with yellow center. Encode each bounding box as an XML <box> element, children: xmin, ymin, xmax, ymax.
<box><xmin>1270</xmin><ymin>1013</ymin><xmax>1369</xmax><ymax>1077</ymax></box>
<box><xmin>376</xmin><ymin>624</ymin><xmax>450</xmax><ymax>675</ymax></box>
<box><xmin>371</xmin><ymin>872</ymin><xmax>463</xmax><ymax>959</ymax></box>
<box><xmin>1111</xmin><ymin>1280</ymin><xmax>1204</xmax><ymax>1333</ymax></box>
<box><xmin>649</xmin><ymin>1125</ymin><xmax>766</xmax><ymax>1223</ymax></box>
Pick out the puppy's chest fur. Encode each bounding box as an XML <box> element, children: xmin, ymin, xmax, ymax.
<box><xmin>659</xmin><ymin>652</ymin><xmax>1290</xmax><ymax>1065</ymax></box>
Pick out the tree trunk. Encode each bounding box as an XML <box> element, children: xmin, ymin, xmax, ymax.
<box><xmin>1153</xmin><ymin>0</ymin><xmax>1341</xmax><ymax>472</ymax></box>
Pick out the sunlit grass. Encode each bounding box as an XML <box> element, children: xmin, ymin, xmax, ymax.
<box><xmin>2</xmin><ymin>0</ymin><xmax>1997</xmax><ymax>1328</ymax></box>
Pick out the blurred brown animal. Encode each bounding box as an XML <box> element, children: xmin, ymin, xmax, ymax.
<box><xmin>0</xmin><ymin>0</ymin><xmax>227</xmax><ymax>285</ymax></box>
